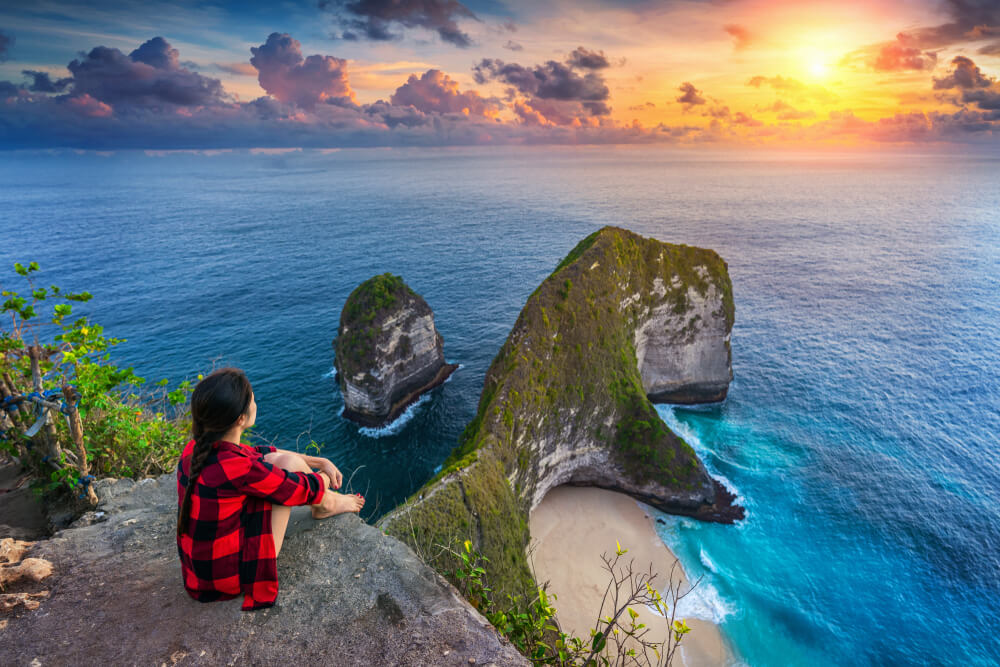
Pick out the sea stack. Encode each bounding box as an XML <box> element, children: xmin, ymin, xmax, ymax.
<box><xmin>380</xmin><ymin>226</ymin><xmax>742</xmax><ymax>601</ymax></box>
<box><xmin>335</xmin><ymin>273</ymin><xmax>458</xmax><ymax>428</ymax></box>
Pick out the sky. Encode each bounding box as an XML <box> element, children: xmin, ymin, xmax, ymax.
<box><xmin>1</xmin><ymin>0</ymin><xmax>999</xmax><ymax>149</ymax></box>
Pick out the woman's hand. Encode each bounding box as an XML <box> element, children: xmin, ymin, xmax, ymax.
<box><xmin>316</xmin><ymin>459</ymin><xmax>343</xmax><ymax>490</ymax></box>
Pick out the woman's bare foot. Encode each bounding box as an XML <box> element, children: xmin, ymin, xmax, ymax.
<box><xmin>312</xmin><ymin>492</ymin><xmax>365</xmax><ymax>519</ymax></box>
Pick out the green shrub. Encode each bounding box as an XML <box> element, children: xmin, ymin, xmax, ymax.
<box><xmin>1</xmin><ymin>261</ymin><xmax>195</xmax><ymax>496</ymax></box>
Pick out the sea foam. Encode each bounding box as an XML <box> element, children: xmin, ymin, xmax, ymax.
<box><xmin>655</xmin><ymin>404</ymin><xmax>745</xmax><ymax>507</ymax></box>
<box><xmin>673</xmin><ymin>579</ymin><xmax>736</xmax><ymax>624</ymax></box>
<box><xmin>357</xmin><ymin>393</ymin><xmax>432</xmax><ymax>438</ymax></box>
<box><xmin>355</xmin><ymin>363</ymin><xmax>461</xmax><ymax>438</ymax></box>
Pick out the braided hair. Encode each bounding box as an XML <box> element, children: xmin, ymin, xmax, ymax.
<box><xmin>177</xmin><ymin>367</ymin><xmax>254</xmax><ymax>536</ymax></box>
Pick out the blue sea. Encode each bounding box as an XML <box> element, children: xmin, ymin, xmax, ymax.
<box><xmin>2</xmin><ymin>145</ymin><xmax>998</xmax><ymax>665</ymax></box>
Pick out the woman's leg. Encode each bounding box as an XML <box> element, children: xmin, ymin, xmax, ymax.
<box><xmin>262</xmin><ymin>451</ymin><xmax>313</xmax><ymax>556</ymax></box>
<box><xmin>261</xmin><ymin>451</ymin><xmax>365</xmax><ymax>555</ymax></box>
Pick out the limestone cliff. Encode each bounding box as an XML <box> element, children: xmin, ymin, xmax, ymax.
<box><xmin>0</xmin><ymin>475</ymin><xmax>525</xmax><ymax>666</ymax></box>
<box><xmin>379</xmin><ymin>226</ymin><xmax>742</xmax><ymax>600</ymax></box>
<box><xmin>335</xmin><ymin>274</ymin><xmax>458</xmax><ymax>427</ymax></box>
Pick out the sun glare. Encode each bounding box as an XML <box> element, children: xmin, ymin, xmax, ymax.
<box><xmin>809</xmin><ymin>60</ymin><xmax>829</xmax><ymax>79</ymax></box>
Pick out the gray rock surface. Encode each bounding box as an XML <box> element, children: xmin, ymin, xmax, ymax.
<box><xmin>636</xmin><ymin>270</ymin><xmax>733</xmax><ymax>403</ymax></box>
<box><xmin>0</xmin><ymin>475</ymin><xmax>526</xmax><ymax>667</ymax></box>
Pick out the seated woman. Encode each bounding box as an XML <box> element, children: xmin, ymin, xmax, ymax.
<box><xmin>176</xmin><ymin>367</ymin><xmax>364</xmax><ymax>610</ymax></box>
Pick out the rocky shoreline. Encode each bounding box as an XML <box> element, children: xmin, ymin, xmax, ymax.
<box><xmin>342</xmin><ymin>361</ymin><xmax>459</xmax><ymax>428</ymax></box>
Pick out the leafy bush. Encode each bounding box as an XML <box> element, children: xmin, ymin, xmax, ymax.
<box><xmin>1</xmin><ymin>261</ymin><xmax>195</xmax><ymax>498</ymax></box>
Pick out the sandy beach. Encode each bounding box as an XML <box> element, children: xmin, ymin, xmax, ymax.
<box><xmin>529</xmin><ymin>486</ymin><xmax>731</xmax><ymax>667</ymax></box>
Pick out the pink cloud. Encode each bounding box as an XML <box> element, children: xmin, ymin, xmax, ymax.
<box><xmin>390</xmin><ymin>69</ymin><xmax>501</xmax><ymax>118</ymax></box>
<box><xmin>65</xmin><ymin>93</ymin><xmax>112</xmax><ymax>117</ymax></box>
<box><xmin>250</xmin><ymin>33</ymin><xmax>357</xmax><ymax>110</ymax></box>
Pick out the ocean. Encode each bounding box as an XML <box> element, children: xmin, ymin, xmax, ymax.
<box><xmin>2</xmin><ymin>145</ymin><xmax>998</xmax><ymax>665</ymax></box>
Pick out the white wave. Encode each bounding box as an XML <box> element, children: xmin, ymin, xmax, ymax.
<box><xmin>322</xmin><ymin>366</ymin><xmax>337</xmax><ymax>379</ymax></box>
<box><xmin>654</xmin><ymin>404</ymin><xmax>744</xmax><ymax>506</ymax></box>
<box><xmin>345</xmin><ymin>362</ymin><xmax>461</xmax><ymax>438</ymax></box>
<box><xmin>357</xmin><ymin>393</ymin><xmax>431</xmax><ymax>438</ymax></box>
<box><xmin>699</xmin><ymin>548</ymin><xmax>718</xmax><ymax>574</ymax></box>
<box><xmin>672</xmin><ymin>579</ymin><xmax>736</xmax><ymax>624</ymax></box>
<box><xmin>642</xmin><ymin>573</ymin><xmax>735</xmax><ymax>626</ymax></box>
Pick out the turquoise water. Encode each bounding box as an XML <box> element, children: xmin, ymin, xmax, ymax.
<box><xmin>2</xmin><ymin>146</ymin><xmax>998</xmax><ymax>664</ymax></box>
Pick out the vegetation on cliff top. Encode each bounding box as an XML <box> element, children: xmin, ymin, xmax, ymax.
<box><xmin>335</xmin><ymin>272</ymin><xmax>417</xmax><ymax>379</ymax></box>
<box><xmin>384</xmin><ymin>226</ymin><xmax>735</xmax><ymax>608</ymax></box>
<box><xmin>0</xmin><ymin>262</ymin><xmax>196</xmax><ymax>500</ymax></box>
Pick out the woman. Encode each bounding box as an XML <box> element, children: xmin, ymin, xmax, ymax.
<box><xmin>176</xmin><ymin>367</ymin><xmax>364</xmax><ymax>610</ymax></box>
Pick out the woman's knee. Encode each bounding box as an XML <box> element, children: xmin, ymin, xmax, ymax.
<box><xmin>264</xmin><ymin>451</ymin><xmax>310</xmax><ymax>473</ymax></box>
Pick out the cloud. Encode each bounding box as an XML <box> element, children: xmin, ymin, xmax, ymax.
<box><xmin>746</xmin><ymin>75</ymin><xmax>836</xmax><ymax>103</ymax></box>
<box><xmin>566</xmin><ymin>47</ymin><xmax>610</xmax><ymax>70</ymax></box>
<box><xmin>363</xmin><ymin>99</ymin><xmax>430</xmax><ymax>128</ymax></box>
<box><xmin>503</xmin><ymin>40</ymin><xmax>523</xmax><ymax>51</ymax></box>
<box><xmin>472</xmin><ymin>52</ymin><xmax>612</xmax><ymax>126</ymax></box>
<box><xmin>732</xmin><ymin>111</ymin><xmax>761</xmax><ymax>126</ymax></box>
<box><xmin>628</xmin><ymin>101</ymin><xmax>655</xmax><ymax>111</ymax></box>
<box><xmin>250</xmin><ymin>33</ymin><xmax>357</xmax><ymax>110</ymax></box>
<box><xmin>723</xmin><ymin>24</ymin><xmax>751</xmax><ymax>51</ymax></box>
<box><xmin>675</xmin><ymin>82</ymin><xmax>705</xmax><ymax>108</ymax></box>
<box><xmin>67</xmin><ymin>37</ymin><xmax>228</xmax><ymax>109</ymax></box>
<box><xmin>322</xmin><ymin>0</ymin><xmax>478</xmax><ymax>48</ymax></box>
<box><xmin>979</xmin><ymin>42</ymin><xmax>1000</xmax><ymax>55</ymax></box>
<box><xmin>65</xmin><ymin>93</ymin><xmax>113</xmax><ymax>118</ymax></box>
<box><xmin>760</xmin><ymin>99</ymin><xmax>815</xmax><ymax>120</ymax></box>
<box><xmin>962</xmin><ymin>88</ymin><xmax>1000</xmax><ymax>110</ymax></box>
<box><xmin>473</xmin><ymin>58</ymin><xmax>610</xmax><ymax>102</ymax></box>
<box><xmin>129</xmin><ymin>36</ymin><xmax>179</xmax><ymax>70</ymax></box>
<box><xmin>706</xmin><ymin>104</ymin><xmax>730</xmax><ymax>119</ymax></box>
<box><xmin>871</xmin><ymin>42</ymin><xmax>937</xmax><ymax>72</ymax></box>
<box><xmin>933</xmin><ymin>55</ymin><xmax>994</xmax><ymax>89</ymax></box>
<box><xmin>0</xmin><ymin>81</ymin><xmax>23</xmax><ymax>98</ymax></box>
<box><xmin>0</xmin><ymin>31</ymin><xmax>12</xmax><ymax>62</ymax></box>
<box><xmin>1</xmin><ymin>30</ymin><xmax>998</xmax><ymax>150</ymax></box>
<box><xmin>389</xmin><ymin>69</ymin><xmax>501</xmax><ymax>117</ymax></box>
<box><xmin>895</xmin><ymin>0</ymin><xmax>1000</xmax><ymax>50</ymax></box>
<box><xmin>22</xmin><ymin>70</ymin><xmax>73</xmax><ymax>93</ymax></box>
<box><xmin>215</xmin><ymin>62</ymin><xmax>258</xmax><ymax>76</ymax></box>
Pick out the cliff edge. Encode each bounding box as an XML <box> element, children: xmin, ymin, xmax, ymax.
<box><xmin>0</xmin><ymin>475</ymin><xmax>525</xmax><ymax>666</ymax></box>
<box><xmin>379</xmin><ymin>226</ymin><xmax>742</xmax><ymax>599</ymax></box>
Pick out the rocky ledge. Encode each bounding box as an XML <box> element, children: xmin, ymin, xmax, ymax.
<box><xmin>0</xmin><ymin>475</ymin><xmax>525</xmax><ymax>666</ymax></box>
<box><xmin>335</xmin><ymin>273</ymin><xmax>458</xmax><ymax>428</ymax></box>
<box><xmin>380</xmin><ymin>226</ymin><xmax>743</xmax><ymax>600</ymax></box>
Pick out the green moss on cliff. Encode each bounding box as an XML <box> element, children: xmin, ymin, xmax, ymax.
<box><xmin>383</xmin><ymin>452</ymin><xmax>534</xmax><ymax>600</ymax></box>
<box><xmin>381</xmin><ymin>226</ymin><xmax>734</xmax><ymax>602</ymax></box>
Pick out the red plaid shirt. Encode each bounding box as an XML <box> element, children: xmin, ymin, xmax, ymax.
<box><xmin>176</xmin><ymin>439</ymin><xmax>326</xmax><ymax>610</ymax></box>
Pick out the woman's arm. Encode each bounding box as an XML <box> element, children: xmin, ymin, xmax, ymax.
<box><xmin>272</xmin><ymin>448</ymin><xmax>343</xmax><ymax>490</ymax></box>
<box><xmin>231</xmin><ymin>455</ymin><xmax>327</xmax><ymax>507</ymax></box>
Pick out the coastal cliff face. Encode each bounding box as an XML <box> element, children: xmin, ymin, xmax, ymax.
<box><xmin>636</xmin><ymin>265</ymin><xmax>733</xmax><ymax>403</ymax></box>
<box><xmin>0</xmin><ymin>475</ymin><xmax>525</xmax><ymax>666</ymax></box>
<box><xmin>335</xmin><ymin>274</ymin><xmax>458</xmax><ymax>427</ymax></box>
<box><xmin>379</xmin><ymin>226</ymin><xmax>740</xmax><ymax>600</ymax></box>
